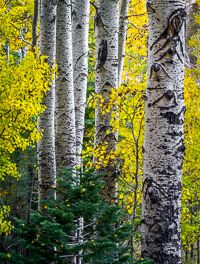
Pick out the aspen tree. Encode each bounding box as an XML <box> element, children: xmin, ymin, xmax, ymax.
<box><xmin>56</xmin><ymin>0</ymin><xmax>76</xmax><ymax>169</ymax></box>
<box><xmin>71</xmin><ymin>3</ymin><xmax>90</xmax><ymax>262</ymax></box>
<box><xmin>38</xmin><ymin>0</ymin><xmax>57</xmax><ymax>211</ymax></box>
<box><xmin>72</xmin><ymin>0</ymin><xmax>90</xmax><ymax>166</ymax></box>
<box><xmin>141</xmin><ymin>1</ymin><xmax>186</xmax><ymax>263</ymax></box>
<box><xmin>94</xmin><ymin>0</ymin><xmax>119</xmax><ymax>202</ymax></box>
<box><xmin>118</xmin><ymin>0</ymin><xmax>130</xmax><ymax>86</ymax></box>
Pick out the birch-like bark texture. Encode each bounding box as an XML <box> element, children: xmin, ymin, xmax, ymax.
<box><xmin>38</xmin><ymin>0</ymin><xmax>57</xmax><ymax>211</ymax></box>
<box><xmin>95</xmin><ymin>0</ymin><xmax>119</xmax><ymax>202</ymax></box>
<box><xmin>118</xmin><ymin>0</ymin><xmax>129</xmax><ymax>86</ymax></box>
<box><xmin>72</xmin><ymin>0</ymin><xmax>90</xmax><ymax>165</ymax></box>
<box><xmin>55</xmin><ymin>0</ymin><xmax>76</xmax><ymax>169</ymax></box>
<box><xmin>141</xmin><ymin>1</ymin><xmax>186</xmax><ymax>263</ymax></box>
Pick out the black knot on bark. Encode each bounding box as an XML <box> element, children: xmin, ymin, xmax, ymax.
<box><xmin>148</xmin><ymin>187</ymin><xmax>160</xmax><ymax>204</ymax></box>
<box><xmin>50</xmin><ymin>16</ymin><xmax>56</xmax><ymax>24</ymax></box>
<box><xmin>152</xmin><ymin>63</ymin><xmax>161</xmax><ymax>72</ymax></box>
<box><xmin>168</xmin><ymin>46</ymin><xmax>176</xmax><ymax>56</ymax></box>
<box><xmin>76</xmin><ymin>24</ymin><xmax>82</xmax><ymax>29</ymax></box>
<box><xmin>165</xmin><ymin>90</ymin><xmax>174</xmax><ymax>100</ymax></box>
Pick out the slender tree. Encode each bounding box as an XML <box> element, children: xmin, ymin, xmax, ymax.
<box><xmin>118</xmin><ymin>0</ymin><xmax>130</xmax><ymax>86</ymax></box>
<box><xmin>38</xmin><ymin>0</ymin><xmax>57</xmax><ymax>211</ymax></box>
<box><xmin>71</xmin><ymin>4</ymin><xmax>90</xmax><ymax>263</ymax></box>
<box><xmin>94</xmin><ymin>0</ymin><xmax>119</xmax><ymax>202</ymax></box>
<box><xmin>141</xmin><ymin>1</ymin><xmax>186</xmax><ymax>263</ymax></box>
<box><xmin>72</xmin><ymin>0</ymin><xmax>90</xmax><ymax>166</ymax></box>
<box><xmin>55</xmin><ymin>0</ymin><xmax>76</xmax><ymax>169</ymax></box>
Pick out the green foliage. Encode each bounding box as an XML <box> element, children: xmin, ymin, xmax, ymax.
<box><xmin>0</xmin><ymin>169</ymin><xmax>152</xmax><ymax>263</ymax></box>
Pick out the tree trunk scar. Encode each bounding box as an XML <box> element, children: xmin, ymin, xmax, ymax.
<box><xmin>99</xmin><ymin>81</ymin><xmax>115</xmax><ymax>94</ymax></box>
<box><xmin>155</xmin><ymin>44</ymin><xmax>183</xmax><ymax>63</ymax></box>
<box><xmin>172</xmin><ymin>138</ymin><xmax>186</xmax><ymax>156</ymax></box>
<box><xmin>148</xmin><ymin>89</ymin><xmax>178</xmax><ymax>107</ymax></box>
<box><xmin>97</xmin><ymin>39</ymin><xmax>108</xmax><ymax>69</ymax></box>
<box><xmin>50</xmin><ymin>15</ymin><xmax>56</xmax><ymax>24</ymax></box>
<box><xmin>74</xmin><ymin>50</ymin><xmax>89</xmax><ymax>70</ymax></box>
<box><xmin>150</xmin><ymin>8</ymin><xmax>186</xmax><ymax>62</ymax></box>
<box><xmin>143</xmin><ymin>178</ymin><xmax>168</xmax><ymax>201</ymax></box>
<box><xmin>160</xmin><ymin>106</ymin><xmax>186</xmax><ymax>124</ymax></box>
<box><xmin>94</xmin><ymin>9</ymin><xmax>109</xmax><ymax>34</ymax></box>
<box><xmin>71</xmin><ymin>9</ymin><xmax>76</xmax><ymax>19</ymax></box>
<box><xmin>149</xmin><ymin>63</ymin><xmax>173</xmax><ymax>80</ymax></box>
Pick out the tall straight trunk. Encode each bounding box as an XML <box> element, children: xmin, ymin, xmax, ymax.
<box><xmin>141</xmin><ymin>1</ymin><xmax>186</xmax><ymax>263</ymax></box>
<box><xmin>72</xmin><ymin>0</ymin><xmax>90</xmax><ymax>165</ymax></box>
<box><xmin>55</xmin><ymin>0</ymin><xmax>76</xmax><ymax>169</ymax></box>
<box><xmin>38</xmin><ymin>0</ymin><xmax>57</xmax><ymax>211</ymax></box>
<box><xmin>118</xmin><ymin>0</ymin><xmax>129</xmax><ymax>86</ymax></box>
<box><xmin>94</xmin><ymin>0</ymin><xmax>119</xmax><ymax>202</ymax></box>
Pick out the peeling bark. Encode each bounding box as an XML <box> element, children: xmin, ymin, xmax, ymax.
<box><xmin>141</xmin><ymin>1</ymin><xmax>186</xmax><ymax>263</ymax></box>
<box><xmin>55</xmin><ymin>0</ymin><xmax>76</xmax><ymax>169</ymax></box>
<box><xmin>94</xmin><ymin>0</ymin><xmax>119</xmax><ymax>202</ymax></box>
<box><xmin>72</xmin><ymin>0</ymin><xmax>90</xmax><ymax>165</ymax></box>
<box><xmin>38</xmin><ymin>0</ymin><xmax>57</xmax><ymax>211</ymax></box>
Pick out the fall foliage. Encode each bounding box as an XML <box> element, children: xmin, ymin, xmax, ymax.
<box><xmin>0</xmin><ymin>0</ymin><xmax>200</xmax><ymax>262</ymax></box>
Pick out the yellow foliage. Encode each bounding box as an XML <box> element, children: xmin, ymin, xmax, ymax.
<box><xmin>0</xmin><ymin>50</ymin><xmax>55</xmax><ymax>234</ymax></box>
<box><xmin>0</xmin><ymin>205</ymin><xmax>13</xmax><ymax>236</ymax></box>
<box><xmin>0</xmin><ymin>51</ymin><xmax>55</xmax><ymax>181</ymax></box>
<box><xmin>181</xmin><ymin>4</ymin><xmax>200</xmax><ymax>250</ymax></box>
<box><xmin>0</xmin><ymin>0</ymin><xmax>33</xmax><ymax>51</ymax></box>
<box><xmin>0</xmin><ymin>0</ymin><xmax>56</xmax><ymax>236</ymax></box>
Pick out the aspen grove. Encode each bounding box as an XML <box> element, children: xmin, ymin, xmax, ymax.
<box><xmin>0</xmin><ymin>0</ymin><xmax>200</xmax><ymax>263</ymax></box>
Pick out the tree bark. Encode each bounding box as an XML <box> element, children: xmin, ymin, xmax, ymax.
<box><xmin>141</xmin><ymin>1</ymin><xmax>186</xmax><ymax>263</ymax></box>
<box><xmin>94</xmin><ymin>0</ymin><xmax>119</xmax><ymax>202</ymax></box>
<box><xmin>72</xmin><ymin>0</ymin><xmax>90</xmax><ymax>166</ymax></box>
<box><xmin>55</xmin><ymin>0</ymin><xmax>76</xmax><ymax>169</ymax></box>
<box><xmin>38</xmin><ymin>0</ymin><xmax>57</xmax><ymax>211</ymax></box>
<box><xmin>118</xmin><ymin>0</ymin><xmax>129</xmax><ymax>86</ymax></box>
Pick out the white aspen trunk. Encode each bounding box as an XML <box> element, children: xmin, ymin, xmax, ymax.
<box><xmin>38</xmin><ymin>0</ymin><xmax>57</xmax><ymax>211</ymax></box>
<box><xmin>118</xmin><ymin>0</ymin><xmax>129</xmax><ymax>86</ymax></box>
<box><xmin>141</xmin><ymin>1</ymin><xmax>186</xmax><ymax>263</ymax></box>
<box><xmin>76</xmin><ymin>217</ymin><xmax>83</xmax><ymax>264</ymax></box>
<box><xmin>94</xmin><ymin>0</ymin><xmax>119</xmax><ymax>202</ymax></box>
<box><xmin>72</xmin><ymin>0</ymin><xmax>90</xmax><ymax>165</ymax></box>
<box><xmin>71</xmin><ymin>5</ymin><xmax>89</xmax><ymax>262</ymax></box>
<box><xmin>55</xmin><ymin>0</ymin><xmax>76</xmax><ymax>169</ymax></box>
